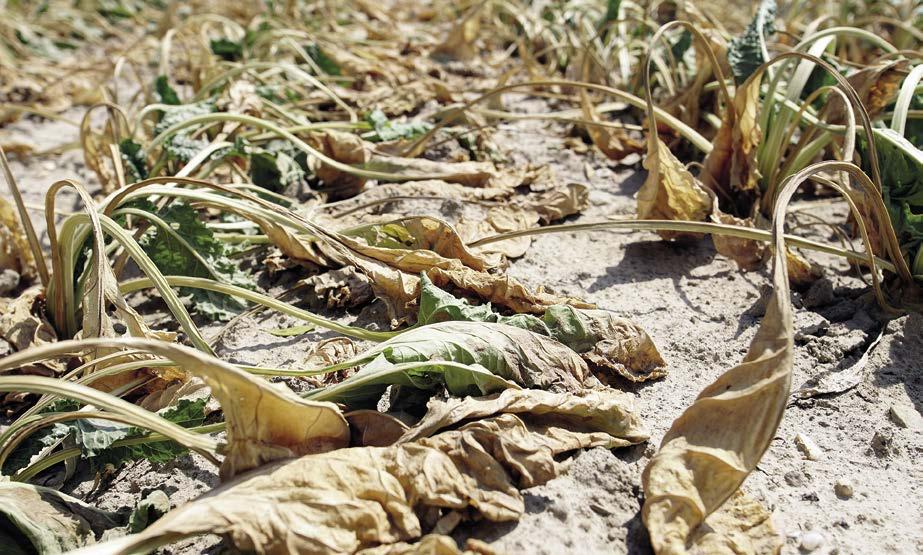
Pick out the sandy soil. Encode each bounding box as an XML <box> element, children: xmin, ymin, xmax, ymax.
<box><xmin>2</xmin><ymin>91</ymin><xmax>921</xmax><ymax>555</ymax></box>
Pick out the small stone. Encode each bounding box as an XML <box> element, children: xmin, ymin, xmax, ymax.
<box><xmin>834</xmin><ymin>480</ymin><xmax>853</xmax><ymax>499</ymax></box>
<box><xmin>784</xmin><ymin>470</ymin><xmax>807</xmax><ymax>487</ymax></box>
<box><xmin>795</xmin><ymin>433</ymin><xmax>824</xmax><ymax>461</ymax></box>
<box><xmin>799</xmin><ymin>530</ymin><xmax>826</xmax><ymax>552</ymax></box>
<box><xmin>0</xmin><ymin>269</ymin><xmax>20</xmax><ymax>295</ymax></box>
<box><xmin>888</xmin><ymin>404</ymin><xmax>923</xmax><ymax>431</ymax></box>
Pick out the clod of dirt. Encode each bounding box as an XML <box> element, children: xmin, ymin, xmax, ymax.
<box><xmin>834</xmin><ymin>480</ymin><xmax>854</xmax><ymax>500</ymax></box>
<box><xmin>870</xmin><ymin>430</ymin><xmax>897</xmax><ymax>458</ymax></box>
<box><xmin>803</xmin><ymin>277</ymin><xmax>836</xmax><ymax>308</ymax></box>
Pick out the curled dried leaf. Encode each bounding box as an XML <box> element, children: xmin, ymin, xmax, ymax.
<box><xmin>0</xmin><ymin>482</ymin><xmax>125</xmax><ymax>553</ymax></box>
<box><xmin>0</xmin><ymin>286</ymin><xmax>63</xmax><ymax>376</ymax></box>
<box><xmin>580</xmin><ymin>92</ymin><xmax>644</xmax><ymax>161</ymax></box>
<box><xmin>637</xmin><ymin>134</ymin><xmax>713</xmax><ymax>240</ymax></box>
<box><xmin>307</xmin><ymin>130</ymin><xmax>371</xmax><ymax>196</ymax></box>
<box><xmin>642</xmin><ymin>172</ymin><xmax>796</xmax><ymax>554</ymax></box>
<box><xmin>400</xmin><ymin>388</ymin><xmax>648</xmax><ymax>445</ymax></box>
<box><xmin>0</xmin><ymin>195</ymin><xmax>36</xmax><ymax>282</ymax></box>
<box><xmin>83</xmin><ymin>410</ymin><xmax>635</xmax><ymax>554</ymax></box>
<box><xmin>701</xmin><ymin>73</ymin><xmax>763</xmax><ymax>202</ymax></box>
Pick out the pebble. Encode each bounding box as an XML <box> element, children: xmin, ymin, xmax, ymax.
<box><xmin>834</xmin><ymin>480</ymin><xmax>853</xmax><ymax>499</ymax></box>
<box><xmin>888</xmin><ymin>404</ymin><xmax>923</xmax><ymax>431</ymax></box>
<box><xmin>784</xmin><ymin>470</ymin><xmax>807</xmax><ymax>487</ymax></box>
<box><xmin>799</xmin><ymin>530</ymin><xmax>826</xmax><ymax>552</ymax></box>
<box><xmin>795</xmin><ymin>433</ymin><xmax>824</xmax><ymax>461</ymax></box>
<box><xmin>0</xmin><ymin>269</ymin><xmax>19</xmax><ymax>295</ymax></box>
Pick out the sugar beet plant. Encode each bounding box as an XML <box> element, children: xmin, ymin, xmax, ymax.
<box><xmin>0</xmin><ymin>0</ymin><xmax>920</xmax><ymax>553</ymax></box>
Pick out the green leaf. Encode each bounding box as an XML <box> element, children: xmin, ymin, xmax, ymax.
<box><xmin>364</xmin><ymin>109</ymin><xmax>433</xmax><ymax>142</ymax></box>
<box><xmin>860</xmin><ymin>129</ymin><xmax>923</xmax><ymax>274</ymax></box>
<box><xmin>727</xmin><ymin>0</ymin><xmax>776</xmax><ymax>83</ymax></box>
<box><xmin>154</xmin><ymin>75</ymin><xmax>181</xmax><ymax>105</ymax></box>
<box><xmin>416</xmin><ymin>275</ymin><xmax>666</xmax><ymax>381</ymax></box>
<box><xmin>119</xmin><ymin>139</ymin><xmax>148</xmax><ymax>182</ymax></box>
<box><xmin>306</xmin><ymin>319</ymin><xmax>592</xmax><ymax>407</ymax></box>
<box><xmin>87</xmin><ymin>398</ymin><xmax>209</xmax><ymax>468</ymax></box>
<box><xmin>304</xmin><ymin>43</ymin><xmax>341</xmax><ymax>75</ymax></box>
<box><xmin>210</xmin><ymin>38</ymin><xmax>243</xmax><ymax>61</ymax></box>
<box><xmin>267</xmin><ymin>325</ymin><xmax>315</xmax><ymax>337</ymax></box>
<box><xmin>140</xmin><ymin>202</ymin><xmax>254</xmax><ymax>320</ymax></box>
<box><xmin>601</xmin><ymin>0</ymin><xmax>621</xmax><ymax>26</ymax></box>
<box><xmin>249</xmin><ymin>140</ymin><xmax>307</xmax><ymax>193</ymax></box>
<box><xmin>154</xmin><ymin>100</ymin><xmax>215</xmax><ymax>163</ymax></box>
<box><xmin>670</xmin><ymin>30</ymin><xmax>693</xmax><ymax>63</ymax></box>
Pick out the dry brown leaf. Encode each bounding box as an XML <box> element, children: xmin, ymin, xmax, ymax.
<box><xmin>642</xmin><ymin>177</ymin><xmax>795</xmax><ymax>554</ymax></box>
<box><xmin>365</xmin><ymin>156</ymin><xmax>505</xmax><ymax>188</ymax></box>
<box><xmin>0</xmin><ymin>286</ymin><xmax>64</xmax><ymax>376</ymax></box>
<box><xmin>358</xmin><ymin>536</ymin><xmax>498</xmax><ymax>555</ymax></box>
<box><xmin>344</xmin><ymin>216</ymin><xmax>497</xmax><ymax>271</ymax></box>
<box><xmin>433</xmin><ymin>8</ymin><xmax>481</xmax><ymax>61</ymax></box>
<box><xmin>300</xmin><ymin>267</ymin><xmax>374</xmax><ymax>310</ymax></box>
<box><xmin>785</xmin><ymin>249</ymin><xmax>821</xmax><ymax>288</ymax></box>
<box><xmin>0</xmin><ymin>195</ymin><xmax>37</xmax><ymax>282</ymax></box>
<box><xmin>86</xmin><ymin>410</ymin><xmax>635</xmax><ymax>554</ymax></box>
<box><xmin>580</xmin><ymin>92</ymin><xmax>644</xmax><ymax>161</ymax></box>
<box><xmin>457</xmin><ymin>183</ymin><xmax>589</xmax><ymax>259</ymax></box>
<box><xmin>711</xmin><ymin>210</ymin><xmax>766</xmax><ymax>271</ymax></box>
<box><xmin>347</xmin><ymin>409</ymin><xmax>410</xmax><ymax>447</ymax></box>
<box><xmin>827</xmin><ymin>61</ymin><xmax>908</xmax><ymax>122</ymax></box>
<box><xmin>687</xmin><ymin>491</ymin><xmax>782</xmax><ymax>554</ymax></box>
<box><xmin>637</xmin><ymin>133</ymin><xmax>713</xmax><ymax>239</ymax></box>
<box><xmin>575</xmin><ymin>309</ymin><xmax>668</xmax><ymax>383</ymax></box>
<box><xmin>307</xmin><ymin>130</ymin><xmax>371</xmax><ymax>196</ymax></box>
<box><xmin>701</xmin><ymin>73</ymin><xmax>763</xmax><ymax>199</ymax></box>
<box><xmin>400</xmin><ymin>388</ymin><xmax>648</xmax><ymax>445</ymax></box>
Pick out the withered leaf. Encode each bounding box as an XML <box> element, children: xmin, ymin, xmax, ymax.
<box><xmin>0</xmin><ymin>286</ymin><xmax>64</xmax><ymax>376</ymax></box>
<box><xmin>400</xmin><ymin>388</ymin><xmax>648</xmax><ymax>445</ymax></box>
<box><xmin>637</xmin><ymin>133</ymin><xmax>713</xmax><ymax>240</ymax></box>
<box><xmin>0</xmin><ymin>195</ymin><xmax>36</xmax><ymax>282</ymax></box>
<box><xmin>88</xmin><ymin>338</ymin><xmax>350</xmax><ymax>480</ymax></box>
<box><xmin>307</xmin><ymin>130</ymin><xmax>371</xmax><ymax>196</ymax></box>
<box><xmin>307</xmin><ymin>320</ymin><xmax>596</xmax><ymax>407</ymax></box>
<box><xmin>418</xmin><ymin>278</ymin><xmax>667</xmax><ymax>382</ymax></box>
<box><xmin>580</xmin><ymin>91</ymin><xmax>644</xmax><ymax>161</ymax></box>
<box><xmin>687</xmin><ymin>491</ymin><xmax>782</xmax><ymax>554</ymax></box>
<box><xmin>701</xmin><ymin>73</ymin><xmax>763</xmax><ymax>199</ymax></box>
<box><xmin>642</xmin><ymin>176</ymin><xmax>796</xmax><ymax>553</ymax></box>
<box><xmin>827</xmin><ymin>61</ymin><xmax>908</xmax><ymax>123</ymax></box>
<box><xmin>0</xmin><ymin>482</ymin><xmax>125</xmax><ymax>553</ymax></box>
<box><xmin>82</xmin><ymin>411</ymin><xmax>636</xmax><ymax>554</ymax></box>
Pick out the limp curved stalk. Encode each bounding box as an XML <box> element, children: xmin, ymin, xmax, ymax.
<box><xmin>0</xmin><ymin>376</ymin><xmax>219</xmax><ymax>465</ymax></box>
<box><xmin>118</xmin><ymin>275</ymin><xmax>400</xmax><ymax>342</ymax></box>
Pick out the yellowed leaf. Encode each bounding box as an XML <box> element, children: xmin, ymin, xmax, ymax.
<box><xmin>687</xmin><ymin>491</ymin><xmax>782</xmax><ymax>555</ymax></box>
<box><xmin>701</xmin><ymin>74</ymin><xmax>763</xmax><ymax>198</ymax></box>
<box><xmin>642</xmin><ymin>177</ymin><xmax>796</xmax><ymax>554</ymax></box>
<box><xmin>580</xmin><ymin>91</ymin><xmax>644</xmax><ymax>161</ymax></box>
<box><xmin>86</xmin><ymin>406</ymin><xmax>637</xmax><ymax>554</ymax></box>
<box><xmin>0</xmin><ymin>195</ymin><xmax>36</xmax><ymax>282</ymax></box>
<box><xmin>307</xmin><ymin>130</ymin><xmax>371</xmax><ymax>196</ymax></box>
<box><xmin>400</xmin><ymin>388</ymin><xmax>648</xmax><ymax>445</ymax></box>
<box><xmin>0</xmin><ymin>286</ymin><xmax>64</xmax><ymax>376</ymax></box>
<box><xmin>637</xmin><ymin>134</ymin><xmax>713</xmax><ymax>239</ymax></box>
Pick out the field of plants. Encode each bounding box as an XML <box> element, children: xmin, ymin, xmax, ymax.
<box><xmin>0</xmin><ymin>0</ymin><xmax>921</xmax><ymax>553</ymax></box>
